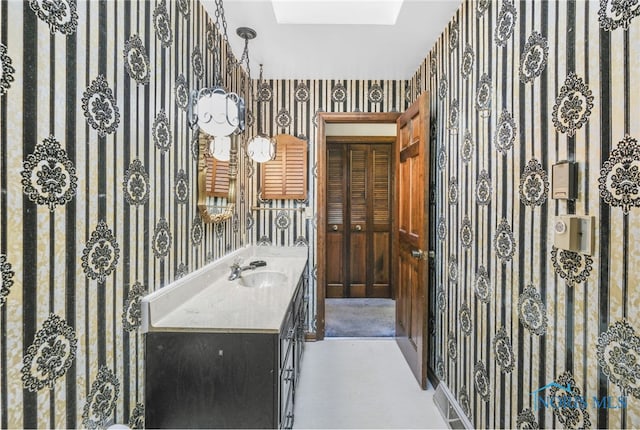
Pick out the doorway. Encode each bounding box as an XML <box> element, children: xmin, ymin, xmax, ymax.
<box><xmin>316</xmin><ymin>113</ymin><xmax>399</xmax><ymax>341</ymax></box>
<box><xmin>316</xmin><ymin>97</ymin><xmax>431</xmax><ymax>387</ymax></box>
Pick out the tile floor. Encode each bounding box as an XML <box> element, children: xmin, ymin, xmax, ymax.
<box><xmin>293</xmin><ymin>338</ymin><xmax>448</xmax><ymax>429</ymax></box>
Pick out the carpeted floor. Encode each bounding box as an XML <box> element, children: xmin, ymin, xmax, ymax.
<box><xmin>325</xmin><ymin>298</ymin><xmax>395</xmax><ymax>337</ymax></box>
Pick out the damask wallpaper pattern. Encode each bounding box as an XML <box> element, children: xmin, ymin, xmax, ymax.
<box><xmin>0</xmin><ymin>0</ymin><xmax>246</xmax><ymax>427</ymax></box>
<box><xmin>3</xmin><ymin>0</ymin><xmax>640</xmax><ymax>428</ymax></box>
<box><xmin>415</xmin><ymin>0</ymin><xmax>640</xmax><ymax>428</ymax></box>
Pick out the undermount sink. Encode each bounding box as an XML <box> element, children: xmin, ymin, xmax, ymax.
<box><xmin>239</xmin><ymin>271</ymin><xmax>287</xmax><ymax>288</ymax></box>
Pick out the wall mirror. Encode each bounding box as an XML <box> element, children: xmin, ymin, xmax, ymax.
<box><xmin>197</xmin><ymin>130</ymin><xmax>237</xmax><ymax>223</ymax></box>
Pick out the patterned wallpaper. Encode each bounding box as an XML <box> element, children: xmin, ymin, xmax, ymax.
<box><xmin>414</xmin><ymin>0</ymin><xmax>640</xmax><ymax>428</ymax></box>
<box><xmin>4</xmin><ymin>0</ymin><xmax>640</xmax><ymax>429</ymax></box>
<box><xmin>0</xmin><ymin>0</ymin><xmax>247</xmax><ymax>428</ymax></box>
<box><xmin>245</xmin><ymin>79</ymin><xmax>408</xmax><ymax>331</ymax></box>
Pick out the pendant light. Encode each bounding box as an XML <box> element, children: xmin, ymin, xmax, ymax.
<box><xmin>247</xmin><ymin>64</ymin><xmax>276</xmax><ymax>163</ymax></box>
<box><xmin>187</xmin><ymin>1</ymin><xmax>257</xmax><ymax>161</ymax></box>
<box><xmin>209</xmin><ymin>135</ymin><xmax>231</xmax><ymax>161</ymax></box>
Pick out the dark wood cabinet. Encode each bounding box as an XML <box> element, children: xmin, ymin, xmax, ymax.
<box><xmin>145</xmin><ymin>267</ymin><xmax>308</xmax><ymax>429</ymax></box>
<box><xmin>326</xmin><ymin>140</ymin><xmax>393</xmax><ymax>298</ymax></box>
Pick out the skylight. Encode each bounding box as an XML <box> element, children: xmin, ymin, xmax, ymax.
<box><xmin>271</xmin><ymin>0</ymin><xmax>404</xmax><ymax>25</ymax></box>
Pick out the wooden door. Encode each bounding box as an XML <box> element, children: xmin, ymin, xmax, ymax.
<box><xmin>326</xmin><ymin>144</ymin><xmax>347</xmax><ymax>298</ymax></box>
<box><xmin>369</xmin><ymin>145</ymin><xmax>392</xmax><ymax>298</ymax></box>
<box><xmin>348</xmin><ymin>145</ymin><xmax>368</xmax><ymax>297</ymax></box>
<box><xmin>326</xmin><ymin>140</ymin><xmax>392</xmax><ymax>299</ymax></box>
<box><xmin>395</xmin><ymin>92</ymin><xmax>430</xmax><ymax>389</ymax></box>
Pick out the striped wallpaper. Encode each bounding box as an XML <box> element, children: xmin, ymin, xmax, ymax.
<box><xmin>3</xmin><ymin>0</ymin><xmax>640</xmax><ymax>429</ymax></box>
<box><xmin>0</xmin><ymin>0</ymin><xmax>247</xmax><ymax>427</ymax></box>
<box><xmin>414</xmin><ymin>0</ymin><xmax>640</xmax><ymax>428</ymax></box>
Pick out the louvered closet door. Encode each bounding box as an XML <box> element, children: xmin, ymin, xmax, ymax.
<box><xmin>348</xmin><ymin>145</ymin><xmax>368</xmax><ymax>297</ymax></box>
<box><xmin>370</xmin><ymin>145</ymin><xmax>391</xmax><ymax>298</ymax></box>
<box><xmin>326</xmin><ymin>142</ymin><xmax>391</xmax><ymax>299</ymax></box>
<box><xmin>326</xmin><ymin>144</ymin><xmax>346</xmax><ymax>298</ymax></box>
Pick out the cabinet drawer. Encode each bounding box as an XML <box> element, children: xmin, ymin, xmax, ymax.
<box><xmin>280</xmin><ymin>383</ymin><xmax>294</xmax><ymax>429</ymax></box>
<box><xmin>279</xmin><ymin>349</ymin><xmax>294</xmax><ymax>427</ymax></box>
<box><xmin>281</xmin><ymin>390</ymin><xmax>294</xmax><ymax>430</ymax></box>
<box><xmin>295</xmin><ymin>309</ymin><xmax>306</xmax><ymax>383</ymax></box>
<box><xmin>280</xmin><ymin>313</ymin><xmax>295</xmax><ymax>368</ymax></box>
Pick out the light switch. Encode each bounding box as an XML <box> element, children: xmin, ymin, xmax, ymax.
<box><xmin>553</xmin><ymin>215</ymin><xmax>595</xmax><ymax>255</ymax></box>
<box><xmin>579</xmin><ymin>216</ymin><xmax>595</xmax><ymax>255</ymax></box>
<box><xmin>554</xmin><ymin>216</ymin><xmax>581</xmax><ymax>251</ymax></box>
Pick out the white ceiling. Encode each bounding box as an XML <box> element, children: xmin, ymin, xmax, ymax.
<box><xmin>205</xmin><ymin>0</ymin><xmax>463</xmax><ymax>80</ymax></box>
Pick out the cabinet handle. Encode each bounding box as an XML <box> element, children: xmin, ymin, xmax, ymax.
<box><xmin>332</xmin><ymin>225</ymin><xmax>338</xmax><ymax>231</ymax></box>
<box><xmin>285</xmin><ymin>367</ymin><xmax>294</xmax><ymax>381</ymax></box>
<box><xmin>285</xmin><ymin>413</ymin><xmax>294</xmax><ymax>429</ymax></box>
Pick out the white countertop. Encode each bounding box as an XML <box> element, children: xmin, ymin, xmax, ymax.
<box><xmin>142</xmin><ymin>246</ymin><xmax>308</xmax><ymax>334</ymax></box>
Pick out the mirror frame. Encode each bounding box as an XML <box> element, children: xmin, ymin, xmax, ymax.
<box><xmin>197</xmin><ymin>130</ymin><xmax>237</xmax><ymax>223</ymax></box>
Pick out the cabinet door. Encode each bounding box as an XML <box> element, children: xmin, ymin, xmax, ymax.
<box><xmin>145</xmin><ymin>332</ymin><xmax>277</xmax><ymax>429</ymax></box>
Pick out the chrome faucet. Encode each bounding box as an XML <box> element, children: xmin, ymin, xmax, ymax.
<box><xmin>228</xmin><ymin>262</ymin><xmax>254</xmax><ymax>281</ymax></box>
<box><xmin>228</xmin><ymin>259</ymin><xmax>267</xmax><ymax>281</ymax></box>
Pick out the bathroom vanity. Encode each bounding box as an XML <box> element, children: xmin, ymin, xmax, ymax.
<box><xmin>141</xmin><ymin>246</ymin><xmax>308</xmax><ymax>429</ymax></box>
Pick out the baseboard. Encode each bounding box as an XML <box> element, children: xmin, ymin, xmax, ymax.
<box><xmin>432</xmin><ymin>382</ymin><xmax>473</xmax><ymax>429</ymax></box>
<box><xmin>427</xmin><ymin>366</ymin><xmax>440</xmax><ymax>389</ymax></box>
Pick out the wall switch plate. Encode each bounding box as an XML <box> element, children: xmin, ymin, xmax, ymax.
<box><xmin>579</xmin><ymin>215</ymin><xmax>595</xmax><ymax>255</ymax></box>
<box><xmin>552</xmin><ymin>161</ymin><xmax>578</xmax><ymax>200</ymax></box>
<box><xmin>554</xmin><ymin>216</ymin><xmax>581</xmax><ymax>251</ymax></box>
<box><xmin>553</xmin><ymin>215</ymin><xmax>595</xmax><ymax>255</ymax></box>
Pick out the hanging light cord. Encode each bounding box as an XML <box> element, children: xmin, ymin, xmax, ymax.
<box><xmin>212</xmin><ymin>0</ymin><xmax>227</xmax><ymax>86</ymax></box>
<box><xmin>240</xmin><ymin>37</ymin><xmax>251</xmax><ymax>81</ymax></box>
<box><xmin>256</xmin><ymin>64</ymin><xmax>263</xmax><ymax>135</ymax></box>
<box><xmin>213</xmin><ymin>0</ymin><xmax>229</xmax><ymax>44</ymax></box>
<box><xmin>213</xmin><ymin>0</ymin><xmax>252</xmax><ymax>82</ymax></box>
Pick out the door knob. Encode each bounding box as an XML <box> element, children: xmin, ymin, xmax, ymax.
<box><xmin>355</xmin><ymin>225</ymin><xmax>362</xmax><ymax>231</ymax></box>
<box><xmin>411</xmin><ymin>249</ymin><xmax>427</xmax><ymax>260</ymax></box>
<box><xmin>332</xmin><ymin>225</ymin><xmax>338</xmax><ymax>231</ymax></box>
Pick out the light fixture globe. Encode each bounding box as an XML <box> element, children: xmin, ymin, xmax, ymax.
<box><xmin>193</xmin><ymin>88</ymin><xmax>244</xmax><ymax>137</ymax></box>
<box><xmin>210</xmin><ymin>135</ymin><xmax>231</xmax><ymax>161</ymax></box>
<box><xmin>247</xmin><ymin>134</ymin><xmax>276</xmax><ymax>163</ymax></box>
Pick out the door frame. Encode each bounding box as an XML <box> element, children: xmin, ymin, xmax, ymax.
<box><xmin>316</xmin><ymin>112</ymin><xmax>400</xmax><ymax>340</ymax></box>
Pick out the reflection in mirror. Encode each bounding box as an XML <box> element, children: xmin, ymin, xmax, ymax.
<box><xmin>197</xmin><ymin>130</ymin><xmax>237</xmax><ymax>223</ymax></box>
